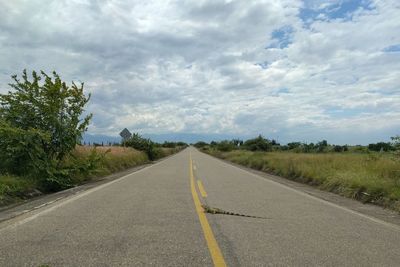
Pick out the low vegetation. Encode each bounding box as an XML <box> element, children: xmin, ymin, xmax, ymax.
<box><xmin>200</xmin><ymin>136</ymin><xmax>400</xmax><ymax>212</ymax></box>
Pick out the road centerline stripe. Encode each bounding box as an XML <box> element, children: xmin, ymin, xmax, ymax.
<box><xmin>197</xmin><ymin>180</ymin><xmax>208</xmax><ymax>198</ymax></box>
<box><xmin>190</xmin><ymin>153</ymin><xmax>227</xmax><ymax>267</ymax></box>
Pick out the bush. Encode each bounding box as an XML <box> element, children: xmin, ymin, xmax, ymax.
<box><xmin>243</xmin><ymin>135</ymin><xmax>272</xmax><ymax>151</ymax></box>
<box><xmin>123</xmin><ymin>133</ymin><xmax>160</xmax><ymax>160</ymax></box>
<box><xmin>368</xmin><ymin>142</ymin><xmax>394</xmax><ymax>152</ymax></box>
<box><xmin>216</xmin><ymin>140</ymin><xmax>236</xmax><ymax>152</ymax></box>
<box><xmin>0</xmin><ymin>120</ymin><xmax>50</xmax><ymax>177</ymax></box>
<box><xmin>194</xmin><ymin>141</ymin><xmax>209</xmax><ymax>148</ymax></box>
<box><xmin>333</xmin><ymin>145</ymin><xmax>348</xmax><ymax>152</ymax></box>
<box><xmin>316</xmin><ymin>140</ymin><xmax>328</xmax><ymax>152</ymax></box>
<box><xmin>287</xmin><ymin>142</ymin><xmax>302</xmax><ymax>150</ymax></box>
<box><xmin>0</xmin><ymin>70</ymin><xmax>92</xmax><ymax>189</ymax></box>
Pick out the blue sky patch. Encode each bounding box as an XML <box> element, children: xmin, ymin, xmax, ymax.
<box><xmin>383</xmin><ymin>44</ymin><xmax>400</xmax><ymax>52</ymax></box>
<box><xmin>267</xmin><ymin>26</ymin><xmax>293</xmax><ymax>49</ymax></box>
<box><xmin>325</xmin><ymin>106</ymin><xmax>376</xmax><ymax>118</ymax></box>
<box><xmin>277</xmin><ymin>88</ymin><xmax>290</xmax><ymax>94</ymax></box>
<box><xmin>300</xmin><ymin>0</ymin><xmax>374</xmax><ymax>24</ymax></box>
<box><xmin>254</xmin><ymin>61</ymin><xmax>270</xmax><ymax>69</ymax></box>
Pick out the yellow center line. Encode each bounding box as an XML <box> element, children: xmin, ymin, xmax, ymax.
<box><xmin>197</xmin><ymin>180</ymin><xmax>208</xmax><ymax>198</ymax></box>
<box><xmin>190</xmin><ymin>153</ymin><xmax>227</xmax><ymax>267</ymax></box>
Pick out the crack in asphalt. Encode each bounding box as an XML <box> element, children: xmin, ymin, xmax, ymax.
<box><xmin>202</xmin><ymin>204</ymin><xmax>269</xmax><ymax>219</ymax></box>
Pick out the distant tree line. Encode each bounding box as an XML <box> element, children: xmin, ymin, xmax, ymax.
<box><xmin>194</xmin><ymin>134</ymin><xmax>400</xmax><ymax>153</ymax></box>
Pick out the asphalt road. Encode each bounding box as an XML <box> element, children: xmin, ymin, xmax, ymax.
<box><xmin>0</xmin><ymin>147</ymin><xmax>400</xmax><ymax>266</ymax></box>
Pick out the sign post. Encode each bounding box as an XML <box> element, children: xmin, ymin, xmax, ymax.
<box><xmin>119</xmin><ymin>128</ymin><xmax>132</xmax><ymax>144</ymax></box>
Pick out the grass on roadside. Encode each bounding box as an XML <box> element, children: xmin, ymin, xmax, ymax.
<box><xmin>69</xmin><ymin>146</ymin><xmax>149</xmax><ymax>183</ymax></box>
<box><xmin>205</xmin><ymin>149</ymin><xmax>400</xmax><ymax>212</ymax></box>
<box><xmin>0</xmin><ymin>175</ymin><xmax>39</xmax><ymax>206</ymax></box>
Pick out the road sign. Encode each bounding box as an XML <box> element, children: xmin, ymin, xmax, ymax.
<box><xmin>119</xmin><ymin>128</ymin><xmax>132</xmax><ymax>140</ymax></box>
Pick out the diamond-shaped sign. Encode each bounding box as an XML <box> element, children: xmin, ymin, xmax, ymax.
<box><xmin>119</xmin><ymin>128</ymin><xmax>132</xmax><ymax>140</ymax></box>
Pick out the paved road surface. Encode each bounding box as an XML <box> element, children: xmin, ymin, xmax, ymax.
<box><xmin>0</xmin><ymin>147</ymin><xmax>400</xmax><ymax>266</ymax></box>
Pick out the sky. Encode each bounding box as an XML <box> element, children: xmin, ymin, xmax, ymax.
<box><xmin>0</xmin><ymin>0</ymin><xmax>399</xmax><ymax>144</ymax></box>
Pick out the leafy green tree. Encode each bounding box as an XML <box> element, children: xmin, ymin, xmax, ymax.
<box><xmin>287</xmin><ymin>142</ymin><xmax>302</xmax><ymax>150</ymax></box>
<box><xmin>368</xmin><ymin>142</ymin><xmax>394</xmax><ymax>152</ymax></box>
<box><xmin>0</xmin><ymin>70</ymin><xmax>92</xmax><ymax>188</ymax></box>
<box><xmin>316</xmin><ymin>140</ymin><xmax>328</xmax><ymax>152</ymax></box>
<box><xmin>0</xmin><ymin>120</ymin><xmax>50</xmax><ymax>176</ymax></box>
<box><xmin>243</xmin><ymin>135</ymin><xmax>272</xmax><ymax>151</ymax></box>
<box><xmin>302</xmin><ymin>143</ymin><xmax>315</xmax><ymax>153</ymax></box>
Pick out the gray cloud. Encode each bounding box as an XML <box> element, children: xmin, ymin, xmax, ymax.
<box><xmin>0</xmin><ymin>0</ymin><xmax>399</xmax><ymax>144</ymax></box>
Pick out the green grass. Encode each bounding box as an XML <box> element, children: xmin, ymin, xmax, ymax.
<box><xmin>205</xmin><ymin>149</ymin><xmax>400</xmax><ymax>212</ymax></box>
<box><xmin>0</xmin><ymin>175</ymin><xmax>38</xmax><ymax>206</ymax></box>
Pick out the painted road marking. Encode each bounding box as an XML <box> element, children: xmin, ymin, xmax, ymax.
<box><xmin>190</xmin><ymin>153</ymin><xmax>227</xmax><ymax>267</ymax></box>
<box><xmin>197</xmin><ymin>180</ymin><xmax>208</xmax><ymax>198</ymax></box>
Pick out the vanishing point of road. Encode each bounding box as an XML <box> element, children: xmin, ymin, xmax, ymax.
<box><xmin>1</xmin><ymin>147</ymin><xmax>400</xmax><ymax>266</ymax></box>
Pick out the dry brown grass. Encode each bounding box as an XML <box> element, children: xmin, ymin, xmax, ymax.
<box><xmin>74</xmin><ymin>145</ymin><xmax>141</xmax><ymax>155</ymax></box>
<box><xmin>67</xmin><ymin>145</ymin><xmax>149</xmax><ymax>183</ymax></box>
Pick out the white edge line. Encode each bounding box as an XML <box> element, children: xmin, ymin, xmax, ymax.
<box><xmin>0</xmin><ymin>157</ymin><xmax>169</xmax><ymax>232</ymax></box>
<box><xmin>207</xmin><ymin>152</ymin><xmax>400</xmax><ymax>232</ymax></box>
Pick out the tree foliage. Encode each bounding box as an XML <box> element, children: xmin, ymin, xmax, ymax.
<box><xmin>243</xmin><ymin>135</ymin><xmax>272</xmax><ymax>151</ymax></box>
<box><xmin>193</xmin><ymin>141</ymin><xmax>209</xmax><ymax>148</ymax></box>
<box><xmin>0</xmin><ymin>70</ymin><xmax>92</xmax><ymax>189</ymax></box>
<box><xmin>368</xmin><ymin>142</ymin><xmax>394</xmax><ymax>152</ymax></box>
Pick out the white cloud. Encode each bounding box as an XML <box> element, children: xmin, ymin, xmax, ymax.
<box><xmin>0</xmin><ymin>0</ymin><xmax>399</xmax><ymax>144</ymax></box>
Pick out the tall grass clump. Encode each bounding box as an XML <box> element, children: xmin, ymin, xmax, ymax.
<box><xmin>65</xmin><ymin>146</ymin><xmax>149</xmax><ymax>184</ymax></box>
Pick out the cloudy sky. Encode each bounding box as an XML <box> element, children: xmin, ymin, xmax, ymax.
<box><xmin>0</xmin><ymin>0</ymin><xmax>399</xmax><ymax>144</ymax></box>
